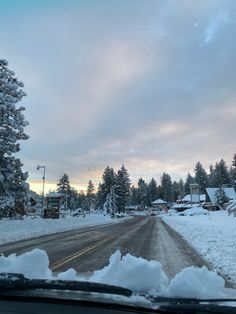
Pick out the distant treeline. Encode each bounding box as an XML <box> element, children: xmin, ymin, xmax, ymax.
<box><xmin>56</xmin><ymin>154</ymin><xmax>236</xmax><ymax>212</ymax></box>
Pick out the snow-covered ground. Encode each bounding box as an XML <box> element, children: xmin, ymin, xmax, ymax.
<box><xmin>161</xmin><ymin>209</ymin><xmax>236</xmax><ymax>286</ymax></box>
<box><xmin>1</xmin><ymin>249</ymin><xmax>235</xmax><ymax>300</ymax></box>
<box><xmin>0</xmin><ymin>212</ymin><xmax>130</xmax><ymax>246</ymax></box>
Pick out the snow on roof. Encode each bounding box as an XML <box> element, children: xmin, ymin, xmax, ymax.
<box><xmin>226</xmin><ymin>200</ymin><xmax>236</xmax><ymax>211</ymax></box>
<box><xmin>173</xmin><ymin>203</ymin><xmax>201</xmax><ymax>209</ymax></box>
<box><xmin>182</xmin><ymin>194</ymin><xmax>206</xmax><ymax>202</ymax></box>
<box><xmin>152</xmin><ymin>198</ymin><xmax>167</xmax><ymax>204</ymax></box>
<box><xmin>206</xmin><ymin>188</ymin><xmax>236</xmax><ymax>205</ymax></box>
<box><xmin>46</xmin><ymin>192</ymin><xmax>63</xmax><ymax>198</ymax></box>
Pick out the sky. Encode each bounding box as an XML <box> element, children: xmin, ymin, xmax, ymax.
<box><xmin>1</xmin><ymin>0</ymin><xmax>236</xmax><ymax>193</ymax></box>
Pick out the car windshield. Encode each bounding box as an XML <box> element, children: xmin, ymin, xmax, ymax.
<box><xmin>0</xmin><ymin>0</ymin><xmax>236</xmax><ymax>310</ymax></box>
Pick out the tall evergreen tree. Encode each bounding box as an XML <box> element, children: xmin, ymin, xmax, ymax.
<box><xmin>208</xmin><ymin>165</ymin><xmax>215</xmax><ymax>187</ymax></box>
<box><xmin>77</xmin><ymin>191</ymin><xmax>86</xmax><ymax>209</ymax></box>
<box><xmin>178</xmin><ymin>178</ymin><xmax>185</xmax><ymax>199</ymax></box>
<box><xmin>214</xmin><ymin>187</ymin><xmax>230</xmax><ymax>209</ymax></box>
<box><xmin>69</xmin><ymin>187</ymin><xmax>79</xmax><ymax>210</ymax></box>
<box><xmin>103</xmin><ymin>186</ymin><xmax>117</xmax><ymax>215</ymax></box>
<box><xmin>130</xmin><ymin>185</ymin><xmax>139</xmax><ymax>205</ymax></box>
<box><xmin>230</xmin><ymin>154</ymin><xmax>236</xmax><ymax>188</ymax></box>
<box><xmin>86</xmin><ymin>179</ymin><xmax>95</xmax><ymax>210</ymax></box>
<box><xmin>147</xmin><ymin>178</ymin><xmax>159</xmax><ymax>205</ymax></box>
<box><xmin>160</xmin><ymin>173</ymin><xmax>173</xmax><ymax>202</ymax></box>
<box><xmin>194</xmin><ymin>161</ymin><xmax>208</xmax><ymax>193</ymax></box>
<box><xmin>102</xmin><ymin>166</ymin><xmax>116</xmax><ymax>193</ymax></box>
<box><xmin>115</xmin><ymin>165</ymin><xmax>131</xmax><ymax>213</ymax></box>
<box><xmin>57</xmin><ymin>173</ymin><xmax>71</xmax><ymax>209</ymax></box>
<box><xmin>213</xmin><ymin>159</ymin><xmax>231</xmax><ymax>187</ymax></box>
<box><xmin>137</xmin><ymin>178</ymin><xmax>148</xmax><ymax>208</ymax></box>
<box><xmin>157</xmin><ymin>185</ymin><xmax>162</xmax><ymax>199</ymax></box>
<box><xmin>99</xmin><ymin>166</ymin><xmax>116</xmax><ymax>206</ymax></box>
<box><xmin>0</xmin><ymin>59</ymin><xmax>29</xmax><ymax>215</ymax></box>
<box><xmin>172</xmin><ymin>181</ymin><xmax>179</xmax><ymax>202</ymax></box>
<box><xmin>95</xmin><ymin>182</ymin><xmax>104</xmax><ymax>209</ymax></box>
<box><xmin>184</xmin><ymin>172</ymin><xmax>195</xmax><ymax>194</ymax></box>
<box><xmin>57</xmin><ymin>173</ymin><xmax>71</xmax><ymax>194</ymax></box>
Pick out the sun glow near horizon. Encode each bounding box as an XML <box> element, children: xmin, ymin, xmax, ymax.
<box><xmin>29</xmin><ymin>181</ymin><xmax>88</xmax><ymax>195</ymax></box>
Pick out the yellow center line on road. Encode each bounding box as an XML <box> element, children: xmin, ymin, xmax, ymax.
<box><xmin>51</xmin><ymin>238</ymin><xmax>109</xmax><ymax>271</ymax></box>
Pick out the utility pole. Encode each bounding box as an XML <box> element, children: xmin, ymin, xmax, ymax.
<box><xmin>37</xmin><ymin>165</ymin><xmax>46</xmax><ymax>211</ymax></box>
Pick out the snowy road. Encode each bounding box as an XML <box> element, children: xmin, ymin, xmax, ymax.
<box><xmin>0</xmin><ymin>216</ymin><xmax>209</xmax><ymax>278</ymax></box>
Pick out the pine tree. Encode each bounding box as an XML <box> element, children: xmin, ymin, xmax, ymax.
<box><xmin>99</xmin><ymin>166</ymin><xmax>116</xmax><ymax>205</ymax></box>
<box><xmin>208</xmin><ymin>165</ymin><xmax>215</xmax><ymax>187</ymax></box>
<box><xmin>95</xmin><ymin>182</ymin><xmax>104</xmax><ymax>209</ymax></box>
<box><xmin>115</xmin><ymin>165</ymin><xmax>131</xmax><ymax>213</ymax></box>
<box><xmin>69</xmin><ymin>187</ymin><xmax>78</xmax><ymax>210</ymax></box>
<box><xmin>160</xmin><ymin>173</ymin><xmax>173</xmax><ymax>202</ymax></box>
<box><xmin>0</xmin><ymin>59</ymin><xmax>29</xmax><ymax>216</ymax></box>
<box><xmin>157</xmin><ymin>185</ymin><xmax>162</xmax><ymax>199</ymax></box>
<box><xmin>130</xmin><ymin>185</ymin><xmax>138</xmax><ymax>206</ymax></box>
<box><xmin>77</xmin><ymin>191</ymin><xmax>86</xmax><ymax>210</ymax></box>
<box><xmin>230</xmin><ymin>154</ymin><xmax>236</xmax><ymax>188</ymax></box>
<box><xmin>86</xmin><ymin>179</ymin><xmax>95</xmax><ymax>210</ymax></box>
<box><xmin>103</xmin><ymin>186</ymin><xmax>117</xmax><ymax>215</ymax></box>
<box><xmin>214</xmin><ymin>187</ymin><xmax>230</xmax><ymax>208</ymax></box>
<box><xmin>147</xmin><ymin>178</ymin><xmax>159</xmax><ymax>205</ymax></box>
<box><xmin>184</xmin><ymin>172</ymin><xmax>195</xmax><ymax>194</ymax></box>
<box><xmin>137</xmin><ymin>178</ymin><xmax>148</xmax><ymax>208</ymax></box>
<box><xmin>172</xmin><ymin>181</ymin><xmax>179</xmax><ymax>202</ymax></box>
<box><xmin>57</xmin><ymin>173</ymin><xmax>71</xmax><ymax>209</ymax></box>
<box><xmin>213</xmin><ymin>159</ymin><xmax>231</xmax><ymax>187</ymax></box>
<box><xmin>102</xmin><ymin>166</ymin><xmax>116</xmax><ymax>193</ymax></box>
<box><xmin>178</xmin><ymin>178</ymin><xmax>185</xmax><ymax>199</ymax></box>
<box><xmin>194</xmin><ymin>161</ymin><xmax>208</xmax><ymax>193</ymax></box>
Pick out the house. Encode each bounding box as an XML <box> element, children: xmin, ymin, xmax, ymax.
<box><xmin>172</xmin><ymin>202</ymin><xmax>202</xmax><ymax>212</ymax></box>
<box><xmin>205</xmin><ymin>187</ymin><xmax>236</xmax><ymax>210</ymax></box>
<box><xmin>151</xmin><ymin>199</ymin><xmax>168</xmax><ymax>211</ymax></box>
<box><xmin>181</xmin><ymin>194</ymin><xmax>206</xmax><ymax>203</ymax></box>
<box><xmin>172</xmin><ymin>194</ymin><xmax>206</xmax><ymax>212</ymax></box>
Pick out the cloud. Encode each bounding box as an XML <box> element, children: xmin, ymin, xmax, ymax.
<box><xmin>1</xmin><ymin>0</ymin><xmax>236</xmax><ymax>192</ymax></box>
<box><xmin>204</xmin><ymin>11</ymin><xmax>230</xmax><ymax>44</ymax></box>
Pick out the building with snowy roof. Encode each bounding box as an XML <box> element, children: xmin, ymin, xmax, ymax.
<box><xmin>206</xmin><ymin>188</ymin><xmax>235</xmax><ymax>205</ymax></box>
<box><xmin>181</xmin><ymin>194</ymin><xmax>206</xmax><ymax>203</ymax></box>
<box><xmin>151</xmin><ymin>199</ymin><xmax>168</xmax><ymax>211</ymax></box>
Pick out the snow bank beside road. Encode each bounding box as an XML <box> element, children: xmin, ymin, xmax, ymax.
<box><xmin>178</xmin><ymin>206</ymin><xmax>209</xmax><ymax>216</ymax></box>
<box><xmin>162</xmin><ymin>210</ymin><xmax>236</xmax><ymax>285</ymax></box>
<box><xmin>0</xmin><ymin>249</ymin><xmax>234</xmax><ymax>299</ymax></box>
<box><xmin>0</xmin><ymin>212</ymin><xmax>129</xmax><ymax>245</ymax></box>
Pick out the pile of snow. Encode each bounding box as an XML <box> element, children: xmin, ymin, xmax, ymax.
<box><xmin>161</xmin><ymin>207</ymin><xmax>208</xmax><ymax>217</ymax></box>
<box><xmin>166</xmin><ymin>266</ymin><xmax>225</xmax><ymax>299</ymax></box>
<box><xmin>162</xmin><ymin>210</ymin><xmax>236</xmax><ymax>286</ymax></box>
<box><xmin>90</xmin><ymin>251</ymin><xmax>169</xmax><ymax>295</ymax></box>
<box><xmin>0</xmin><ymin>212</ymin><xmax>130</xmax><ymax>245</ymax></box>
<box><xmin>0</xmin><ymin>249</ymin><xmax>234</xmax><ymax>299</ymax></box>
<box><xmin>0</xmin><ymin>249</ymin><xmax>52</xmax><ymax>279</ymax></box>
<box><xmin>177</xmin><ymin>207</ymin><xmax>209</xmax><ymax>216</ymax></box>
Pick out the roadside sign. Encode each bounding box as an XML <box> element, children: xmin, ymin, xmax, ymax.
<box><xmin>43</xmin><ymin>193</ymin><xmax>62</xmax><ymax>219</ymax></box>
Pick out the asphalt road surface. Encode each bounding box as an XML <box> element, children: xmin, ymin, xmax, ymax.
<box><xmin>0</xmin><ymin>215</ymin><xmax>210</xmax><ymax>278</ymax></box>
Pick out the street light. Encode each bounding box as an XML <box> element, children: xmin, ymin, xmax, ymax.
<box><xmin>37</xmin><ymin>165</ymin><xmax>46</xmax><ymax>210</ymax></box>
